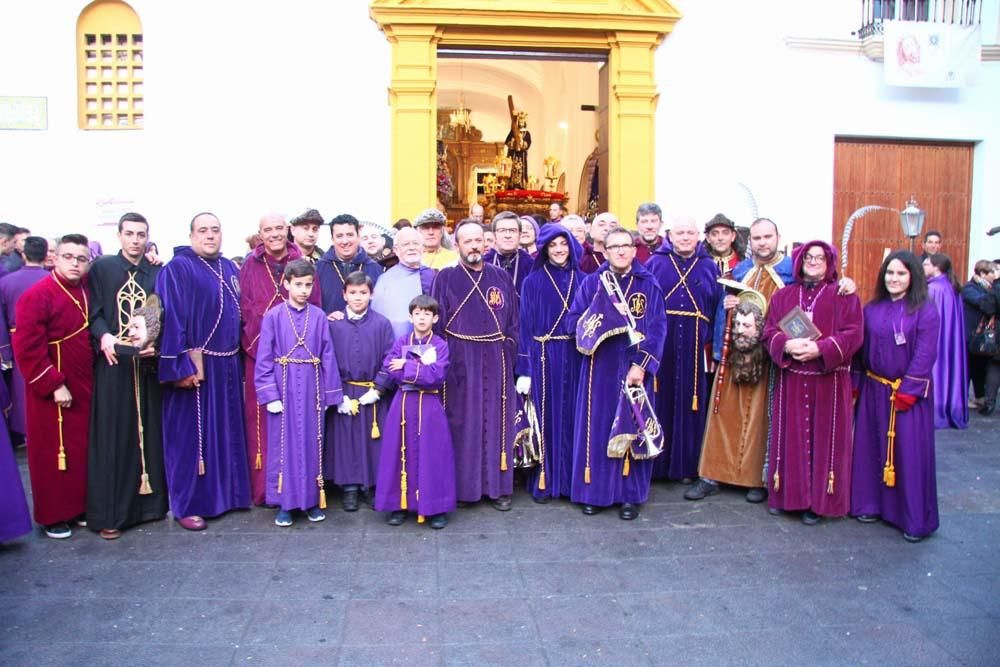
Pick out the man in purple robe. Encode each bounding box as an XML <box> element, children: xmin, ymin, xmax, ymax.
<box><xmin>158</xmin><ymin>212</ymin><xmax>250</xmax><ymax>530</ymax></box>
<box><xmin>852</xmin><ymin>251</ymin><xmax>940</xmax><ymax>542</ymax></box>
<box><xmin>515</xmin><ymin>224</ymin><xmax>585</xmax><ymax>501</ymax></box>
<box><xmin>240</xmin><ymin>213</ymin><xmax>315</xmax><ymax>505</ymax></box>
<box><xmin>327</xmin><ymin>272</ymin><xmax>395</xmax><ymax>511</ymax></box>
<box><xmin>255</xmin><ymin>259</ymin><xmax>341</xmax><ymax>526</ymax></box>
<box><xmin>0</xmin><ymin>378</ymin><xmax>31</xmax><ymax>542</ymax></box>
<box><xmin>316</xmin><ymin>214</ymin><xmax>383</xmax><ymax>316</ymax></box>
<box><xmin>923</xmin><ymin>253</ymin><xmax>968</xmax><ymax>429</ymax></box>
<box><xmin>375</xmin><ymin>294</ymin><xmax>455</xmax><ymax>528</ymax></box>
<box><xmin>0</xmin><ymin>236</ymin><xmax>49</xmax><ymax>441</ymax></box>
<box><xmin>431</xmin><ymin>220</ymin><xmax>519</xmax><ymax>509</ymax></box>
<box><xmin>762</xmin><ymin>241</ymin><xmax>863</xmax><ymax>524</ymax></box>
<box><xmin>371</xmin><ymin>227</ymin><xmax>435</xmax><ymax>339</ymax></box>
<box><xmin>570</xmin><ymin>226</ymin><xmax>667</xmax><ymax>520</ymax></box>
<box><xmin>484</xmin><ymin>211</ymin><xmax>533</xmax><ymax>294</ymax></box>
<box><xmin>646</xmin><ymin>217</ymin><xmax>720</xmax><ymax>482</ymax></box>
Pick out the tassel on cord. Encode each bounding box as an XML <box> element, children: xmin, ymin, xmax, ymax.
<box><xmin>318</xmin><ymin>476</ymin><xmax>327</xmax><ymax>509</ymax></box>
<box><xmin>417</xmin><ymin>515</ymin><xmax>425</xmax><ymax>524</ymax></box>
<box><xmin>139</xmin><ymin>473</ymin><xmax>153</xmax><ymax>495</ymax></box>
<box><xmin>198</xmin><ymin>458</ymin><xmax>206</xmax><ymax>476</ymax></box>
<box><xmin>538</xmin><ymin>470</ymin><xmax>546</xmax><ymax>491</ymax></box>
<box><xmin>277</xmin><ymin>471</ymin><xmax>284</xmax><ymax>494</ymax></box>
<box><xmin>827</xmin><ymin>470</ymin><xmax>835</xmax><ymax>495</ymax></box>
<box><xmin>584</xmin><ymin>466</ymin><xmax>591</xmax><ymax>484</ymax></box>
<box><xmin>653</xmin><ymin>376</ymin><xmax>658</xmax><ymax>394</ymax></box>
<box><xmin>58</xmin><ymin>448</ymin><xmax>67</xmax><ymax>471</ymax></box>
<box><xmin>371</xmin><ymin>414</ymin><xmax>381</xmax><ymax>440</ymax></box>
<box><xmin>622</xmin><ymin>454</ymin><xmax>631</xmax><ymax>477</ymax></box>
<box><xmin>500</xmin><ymin>449</ymin><xmax>508</xmax><ymax>472</ymax></box>
<box><xmin>691</xmin><ymin>394</ymin><xmax>699</xmax><ymax>412</ymax></box>
<box><xmin>255</xmin><ymin>451</ymin><xmax>262</xmax><ymax>470</ymax></box>
<box><xmin>883</xmin><ymin>464</ymin><xmax>895</xmax><ymax>488</ymax></box>
<box><xmin>772</xmin><ymin>471</ymin><xmax>780</xmax><ymax>492</ymax></box>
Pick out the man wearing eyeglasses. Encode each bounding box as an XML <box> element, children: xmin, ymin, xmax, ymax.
<box><xmin>371</xmin><ymin>226</ymin><xmax>436</xmax><ymax>339</ymax></box>
<box><xmin>483</xmin><ymin>211</ymin><xmax>532</xmax><ymax>294</ymax></box>
<box><xmin>12</xmin><ymin>234</ymin><xmax>95</xmax><ymax>539</ymax></box>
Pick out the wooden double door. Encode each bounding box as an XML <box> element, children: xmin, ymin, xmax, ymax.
<box><xmin>833</xmin><ymin>138</ymin><xmax>974</xmax><ymax>303</ymax></box>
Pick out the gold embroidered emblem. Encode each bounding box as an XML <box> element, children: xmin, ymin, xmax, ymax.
<box><xmin>582</xmin><ymin>312</ymin><xmax>604</xmax><ymax>338</ymax></box>
<box><xmin>628</xmin><ymin>293</ymin><xmax>647</xmax><ymax>319</ymax></box>
<box><xmin>486</xmin><ymin>286</ymin><xmax>504</xmax><ymax>309</ymax></box>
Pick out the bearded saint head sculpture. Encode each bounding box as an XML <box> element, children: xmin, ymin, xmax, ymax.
<box><xmin>730</xmin><ymin>300</ymin><xmax>766</xmax><ymax>384</ymax></box>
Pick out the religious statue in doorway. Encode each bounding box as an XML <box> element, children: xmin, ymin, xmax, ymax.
<box><xmin>505</xmin><ymin>95</ymin><xmax>532</xmax><ymax>189</ymax></box>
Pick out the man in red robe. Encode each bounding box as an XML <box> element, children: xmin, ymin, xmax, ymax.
<box><xmin>12</xmin><ymin>234</ymin><xmax>95</xmax><ymax>538</ymax></box>
<box><xmin>633</xmin><ymin>203</ymin><xmax>664</xmax><ymax>264</ymax></box>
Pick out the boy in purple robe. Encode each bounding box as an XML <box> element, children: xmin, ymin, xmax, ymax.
<box><xmin>515</xmin><ymin>224</ymin><xmax>585</xmax><ymax>501</ymax></box>
<box><xmin>255</xmin><ymin>259</ymin><xmax>342</xmax><ymax>526</ymax></box>
<box><xmin>762</xmin><ymin>241</ymin><xmax>863</xmax><ymax>524</ymax></box>
<box><xmin>645</xmin><ymin>217</ymin><xmax>720</xmax><ymax>482</ymax></box>
<box><xmin>375</xmin><ymin>294</ymin><xmax>455</xmax><ymax>528</ymax></box>
<box><xmin>852</xmin><ymin>251</ymin><xmax>940</xmax><ymax>542</ymax></box>
<box><xmin>923</xmin><ymin>253</ymin><xmax>968</xmax><ymax>429</ymax></box>
<box><xmin>569</xmin><ymin>227</ymin><xmax>667</xmax><ymax>520</ymax></box>
<box><xmin>327</xmin><ymin>272</ymin><xmax>395</xmax><ymax>511</ymax></box>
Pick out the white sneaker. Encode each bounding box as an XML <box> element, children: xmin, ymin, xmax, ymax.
<box><xmin>44</xmin><ymin>523</ymin><xmax>72</xmax><ymax>539</ymax></box>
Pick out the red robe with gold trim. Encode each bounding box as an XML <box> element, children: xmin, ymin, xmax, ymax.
<box><xmin>12</xmin><ymin>273</ymin><xmax>94</xmax><ymax>525</ymax></box>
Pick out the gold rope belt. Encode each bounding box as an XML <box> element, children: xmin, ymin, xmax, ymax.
<box><xmin>444</xmin><ymin>331</ymin><xmax>505</xmax><ymax>343</ymax></box>
<box><xmin>866</xmin><ymin>370</ymin><xmax>901</xmax><ymax>488</ymax></box>
<box><xmin>346</xmin><ymin>380</ymin><xmax>381</xmax><ymax>439</ymax></box>
<box><xmin>533</xmin><ymin>334</ymin><xmax>572</xmax><ymax>342</ymax></box>
<box><xmin>47</xmin><ymin>322</ymin><xmax>88</xmax><ymax>471</ymax></box>
<box><xmin>664</xmin><ymin>309</ymin><xmax>709</xmax><ymax>322</ymax></box>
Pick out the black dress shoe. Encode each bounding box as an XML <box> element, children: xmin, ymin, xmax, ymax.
<box><xmin>387</xmin><ymin>511</ymin><xmax>407</xmax><ymax>526</ymax></box>
<box><xmin>802</xmin><ymin>510</ymin><xmax>821</xmax><ymax>526</ymax></box>
<box><xmin>361</xmin><ymin>487</ymin><xmax>375</xmax><ymax>507</ymax></box>
<box><xmin>619</xmin><ymin>503</ymin><xmax>639</xmax><ymax>520</ymax></box>
<box><xmin>684</xmin><ymin>479</ymin><xmax>719</xmax><ymax>501</ymax></box>
<box><xmin>429</xmin><ymin>514</ymin><xmax>448</xmax><ymax>529</ymax></box>
<box><xmin>492</xmin><ymin>495</ymin><xmax>512</xmax><ymax>512</ymax></box>
<box><xmin>745</xmin><ymin>487</ymin><xmax>767</xmax><ymax>504</ymax></box>
<box><xmin>979</xmin><ymin>401</ymin><xmax>996</xmax><ymax>416</ymax></box>
<box><xmin>856</xmin><ymin>514</ymin><xmax>880</xmax><ymax>524</ymax></box>
<box><xmin>532</xmin><ymin>495</ymin><xmax>551</xmax><ymax>504</ymax></box>
<box><xmin>342</xmin><ymin>487</ymin><xmax>359</xmax><ymax>512</ymax></box>
<box><xmin>581</xmin><ymin>504</ymin><xmax>602</xmax><ymax>515</ymax></box>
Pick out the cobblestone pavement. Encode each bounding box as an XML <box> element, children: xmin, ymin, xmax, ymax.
<box><xmin>1</xmin><ymin>413</ymin><xmax>997</xmax><ymax>666</ymax></box>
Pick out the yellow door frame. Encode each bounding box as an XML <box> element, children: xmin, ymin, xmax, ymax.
<box><xmin>369</xmin><ymin>0</ymin><xmax>681</xmax><ymax>225</ymax></box>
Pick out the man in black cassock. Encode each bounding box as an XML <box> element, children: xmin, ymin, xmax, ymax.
<box><xmin>86</xmin><ymin>212</ymin><xmax>167</xmax><ymax>540</ymax></box>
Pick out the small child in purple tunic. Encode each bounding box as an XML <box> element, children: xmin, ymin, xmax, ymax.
<box><xmin>255</xmin><ymin>260</ymin><xmax>342</xmax><ymax>527</ymax></box>
<box><xmin>375</xmin><ymin>295</ymin><xmax>456</xmax><ymax>529</ymax></box>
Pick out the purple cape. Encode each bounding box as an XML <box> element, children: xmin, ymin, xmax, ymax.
<box><xmin>927</xmin><ymin>274</ymin><xmax>968</xmax><ymax>429</ymax></box>
<box><xmin>158</xmin><ymin>247</ymin><xmax>250</xmax><ymax>518</ymax></box>
<box><xmin>326</xmin><ymin>309</ymin><xmax>395</xmax><ymax>487</ymax></box>
<box><xmin>570</xmin><ymin>260</ymin><xmax>667</xmax><ymax>506</ymax></box>
<box><xmin>375</xmin><ymin>332</ymin><xmax>456</xmax><ymax>516</ymax></box>
<box><xmin>646</xmin><ymin>245</ymin><xmax>721</xmax><ymax>480</ymax></box>
<box><xmin>852</xmin><ymin>298</ymin><xmax>940</xmax><ymax>538</ymax></box>
<box><xmin>431</xmin><ymin>263</ymin><xmax>519</xmax><ymax>501</ymax></box>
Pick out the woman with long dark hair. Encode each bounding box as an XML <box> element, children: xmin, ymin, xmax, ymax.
<box><xmin>923</xmin><ymin>253</ymin><xmax>968</xmax><ymax>428</ymax></box>
<box><xmin>851</xmin><ymin>251</ymin><xmax>940</xmax><ymax>542</ymax></box>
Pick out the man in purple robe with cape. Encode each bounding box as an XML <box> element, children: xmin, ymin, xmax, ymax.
<box><xmin>0</xmin><ymin>378</ymin><xmax>31</xmax><ymax>542</ymax></box>
<box><xmin>484</xmin><ymin>211</ymin><xmax>533</xmax><ymax>295</ymax></box>
<box><xmin>158</xmin><ymin>213</ymin><xmax>250</xmax><ymax>530</ymax></box>
<box><xmin>762</xmin><ymin>241</ymin><xmax>863</xmax><ymax>523</ymax></box>
<box><xmin>515</xmin><ymin>224</ymin><xmax>584</xmax><ymax>501</ymax></box>
<box><xmin>852</xmin><ymin>251</ymin><xmax>940</xmax><ymax>542</ymax></box>
<box><xmin>431</xmin><ymin>220</ymin><xmax>519</xmax><ymax>509</ymax></box>
<box><xmin>255</xmin><ymin>259</ymin><xmax>341</xmax><ymax>525</ymax></box>
<box><xmin>923</xmin><ymin>253</ymin><xmax>968</xmax><ymax>429</ymax></box>
<box><xmin>646</xmin><ymin>217</ymin><xmax>720</xmax><ymax>481</ymax></box>
<box><xmin>375</xmin><ymin>294</ymin><xmax>455</xmax><ymax>528</ymax></box>
<box><xmin>370</xmin><ymin>227</ymin><xmax>435</xmax><ymax>339</ymax></box>
<box><xmin>570</xmin><ymin>226</ymin><xmax>667</xmax><ymax>520</ymax></box>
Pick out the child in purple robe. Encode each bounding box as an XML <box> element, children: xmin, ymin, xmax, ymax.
<box><xmin>327</xmin><ymin>272</ymin><xmax>395</xmax><ymax>511</ymax></box>
<box><xmin>255</xmin><ymin>260</ymin><xmax>342</xmax><ymax>527</ymax></box>
<box><xmin>375</xmin><ymin>294</ymin><xmax>455</xmax><ymax>529</ymax></box>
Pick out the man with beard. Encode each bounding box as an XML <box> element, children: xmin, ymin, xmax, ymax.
<box><xmin>484</xmin><ymin>211</ymin><xmax>533</xmax><ymax>294</ymax></box>
<box><xmin>647</xmin><ymin>217</ymin><xmax>720</xmax><ymax>482</ymax></box>
<box><xmin>316</xmin><ymin>213</ymin><xmax>383</xmax><ymax>316</ymax></box>
<box><xmin>289</xmin><ymin>208</ymin><xmax>325</xmax><ymax>263</ymax></box>
<box><xmin>371</xmin><ymin>227</ymin><xmax>436</xmax><ymax>339</ymax></box>
<box><xmin>633</xmin><ymin>203</ymin><xmax>665</xmax><ymax>263</ymax></box>
<box><xmin>703</xmin><ymin>213</ymin><xmax>743</xmax><ymax>278</ymax></box>
<box><xmin>240</xmin><ymin>212</ymin><xmax>316</xmax><ymax>505</ymax></box>
<box><xmin>431</xmin><ymin>220</ymin><xmax>519</xmax><ymax>510</ymax></box>
<box><xmin>86</xmin><ymin>212</ymin><xmax>167</xmax><ymax>539</ymax></box>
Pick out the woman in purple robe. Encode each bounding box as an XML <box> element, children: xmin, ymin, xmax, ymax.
<box><xmin>0</xmin><ymin>380</ymin><xmax>31</xmax><ymax>542</ymax></box>
<box><xmin>852</xmin><ymin>251</ymin><xmax>940</xmax><ymax>542</ymax></box>
<box><xmin>515</xmin><ymin>224</ymin><xmax>585</xmax><ymax>501</ymax></box>
<box><xmin>375</xmin><ymin>295</ymin><xmax>455</xmax><ymax>528</ymax></box>
<box><xmin>762</xmin><ymin>241</ymin><xmax>863</xmax><ymax>523</ymax></box>
<box><xmin>922</xmin><ymin>254</ymin><xmax>968</xmax><ymax>429</ymax></box>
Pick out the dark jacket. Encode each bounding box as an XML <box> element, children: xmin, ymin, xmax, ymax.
<box><xmin>961</xmin><ymin>279</ymin><xmax>998</xmax><ymax>340</ymax></box>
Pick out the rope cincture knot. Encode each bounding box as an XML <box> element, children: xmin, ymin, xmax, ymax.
<box><xmin>866</xmin><ymin>370</ymin><xmax>901</xmax><ymax>488</ymax></box>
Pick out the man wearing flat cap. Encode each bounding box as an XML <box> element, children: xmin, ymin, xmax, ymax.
<box><xmin>703</xmin><ymin>213</ymin><xmax>743</xmax><ymax>278</ymax></box>
<box><xmin>414</xmin><ymin>208</ymin><xmax>459</xmax><ymax>270</ymax></box>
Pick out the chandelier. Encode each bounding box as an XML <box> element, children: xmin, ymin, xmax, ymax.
<box><xmin>449</xmin><ymin>60</ymin><xmax>471</xmax><ymax>131</ymax></box>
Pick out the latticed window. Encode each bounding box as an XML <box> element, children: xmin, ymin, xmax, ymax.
<box><xmin>76</xmin><ymin>0</ymin><xmax>143</xmax><ymax>130</ymax></box>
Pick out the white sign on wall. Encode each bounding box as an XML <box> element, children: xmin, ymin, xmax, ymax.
<box><xmin>0</xmin><ymin>96</ymin><xmax>47</xmax><ymax>130</ymax></box>
<box><xmin>884</xmin><ymin>21</ymin><xmax>981</xmax><ymax>88</ymax></box>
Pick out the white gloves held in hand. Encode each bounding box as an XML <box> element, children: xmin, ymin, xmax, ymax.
<box><xmin>358</xmin><ymin>388</ymin><xmax>381</xmax><ymax>406</ymax></box>
<box><xmin>515</xmin><ymin>376</ymin><xmax>531</xmax><ymax>396</ymax></box>
<box><xmin>266</xmin><ymin>400</ymin><xmax>283</xmax><ymax>414</ymax></box>
<box><xmin>337</xmin><ymin>397</ymin><xmax>358</xmax><ymax>415</ymax></box>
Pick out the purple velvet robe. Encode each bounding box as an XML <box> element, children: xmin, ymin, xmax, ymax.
<box><xmin>0</xmin><ymin>266</ymin><xmax>48</xmax><ymax>435</ymax></box>
<box><xmin>374</xmin><ymin>332</ymin><xmax>456</xmax><ymax>516</ymax></box>
<box><xmin>326</xmin><ymin>309</ymin><xmax>395</xmax><ymax>488</ymax></box>
<box><xmin>646</xmin><ymin>245</ymin><xmax>720</xmax><ymax>480</ymax></box>
<box><xmin>0</xmin><ymin>380</ymin><xmax>30</xmax><ymax>542</ymax></box>
<box><xmin>516</xmin><ymin>225</ymin><xmax>585</xmax><ymax>499</ymax></box>
<box><xmin>763</xmin><ymin>267</ymin><xmax>864</xmax><ymax>517</ymax></box>
<box><xmin>240</xmin><ymin>243</ymin><xmax>316</xmax><ymax>505</ymax></box>
<box><xmin>569</xmin><ymin>260</ymin><xmax>667</xmax><ymax>507</ymax></box>
<box><xmin>927</xmin><ymin>275</ymin><xmax>968</xmax><ymax>429</ymax></box>
<box><xmin>852</xmin><ymin>298</ymin><xmax>940</xmax><ymax>538</ymax></box>
<box><xmin>484</xmin><ymin>248</ymin><xmax>533</xmax><ymax>295</ymax></box>
<box><xmin>158</xmin><ymin>248</ymin><xmax>250</xmax><ymax>519</ymax></box>
<box><xmin>255</xmin><ymin>302</ymin><xmax>342</xmax><ymax>511</ymax></box>
<box><xmin>431</xmin><ymin>263</ymin><xmax>519</xmax><ymax>501</ymax></box>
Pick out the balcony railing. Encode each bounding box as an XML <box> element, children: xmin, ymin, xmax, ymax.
<box><xmin>857</xmin><ymin>0</ymin><xmax>983</xmax><ymax>39</ymax></box>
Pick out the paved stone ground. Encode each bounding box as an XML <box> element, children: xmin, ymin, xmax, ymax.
<box><xmin>1</xmin><ymin>414</ymin><xmax>997</xmax><ymax>666</ymax></box>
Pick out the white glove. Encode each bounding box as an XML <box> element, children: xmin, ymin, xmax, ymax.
<box><xmin>516</xmin><ymin>376</ymin><xmax>531</xmax><ymax>396</ymax></box>
<box><xmin>358</xmin><ymin>388</ymin><xmax>381</xmax><ymax>406</ymax></box>
<box><xmin>420</xmin><ymin>347</ymin><xmax>438</xmax><ymax>365</ymax></box>
<box><xmin>266</xmin><ymin>400</ymin><xmax>283</xmax><ymax>414</ymax></box>
<box><xmin>337</xmin><ymin>396</ymin><xmax>357</xmax><ymax>415</ymax></box>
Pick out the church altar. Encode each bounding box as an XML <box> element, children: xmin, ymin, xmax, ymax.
<box><xmin>487</xmin><ymin>189</ymin><xmax>568</xmax><ymax>219</ymax></box>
